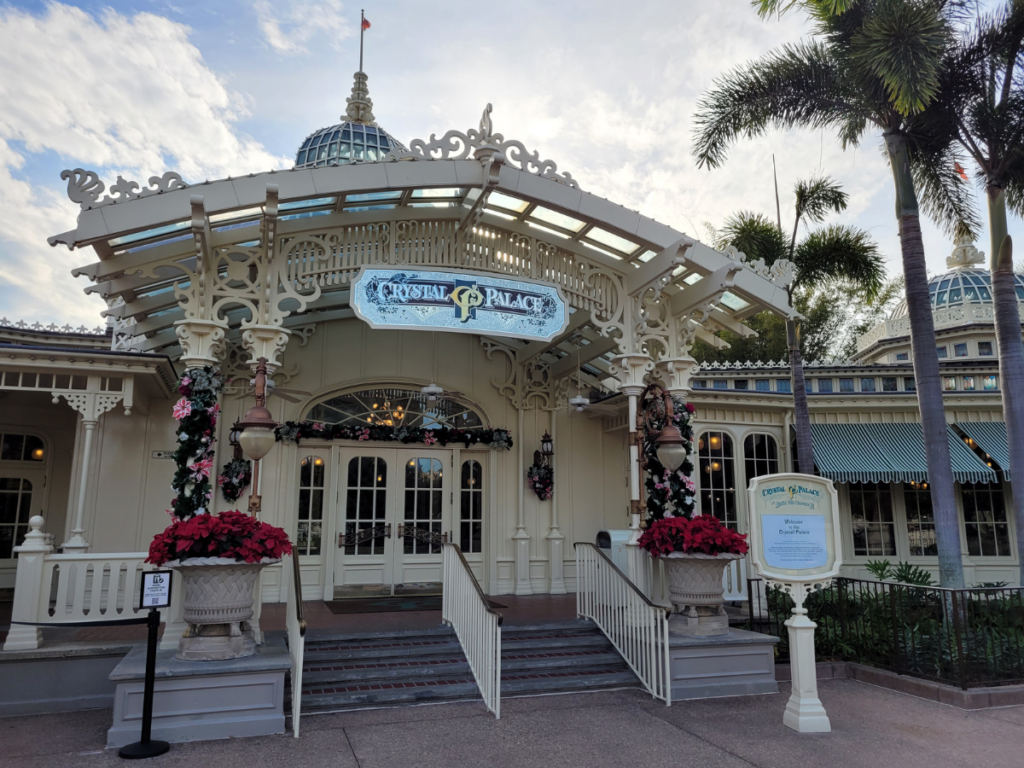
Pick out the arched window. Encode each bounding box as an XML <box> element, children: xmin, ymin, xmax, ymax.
<box><xmin>698</xmin><ymin>431</ymin><xmax>737</xmax><ymax>530</ymax></box>
<box><xmin>460</xmin><ymin>459</ymin><xmax>483</xmax><ymax>553</ymax></box>
<box><xmin>305</xmin><ymin>387</ymin><xmax>484</xmax><ymax>430</ymax></box>
<box><xmin>743</xmin><ymin>433</ymin><xmax>779</xmax><ymax>485</ymax></box>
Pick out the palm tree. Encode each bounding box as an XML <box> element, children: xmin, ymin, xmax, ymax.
<box><xmin>717</xmin><ymin>180</ymin><xmax>884</xmax><ymax>475</ymax></box>
<box><xmin>692</xmin><ymin>0</ymin><xmax>968</xmax><ymax>587</ymax></box>
<box><xmin>907</xmin><ymin>2</ymin><xmax>1024</xmax><ymax>581</ymax></box>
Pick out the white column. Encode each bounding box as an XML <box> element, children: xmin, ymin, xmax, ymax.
<box><xmin>52</xmin><ymin>388</ymin><xmax>126</xmax><ymax>553</ymax></box>
<box><xmin>3</xmin><ymin>516</ymin><xmax>53</xmax><ymax>651</ymax></box>
<box><xmin>546</xmin><ymin>412</ymin><xmax>566</xmax><ymax>594</ymax></box>
<box><xmin>782</xmin><ymin>583</ymin><xmax>831</xmax><ymax>733</ymax></box>
<box><xmin>513</xmin><ymin>405</ymin><xmax>532</xmax><ymax>595</ymax></box>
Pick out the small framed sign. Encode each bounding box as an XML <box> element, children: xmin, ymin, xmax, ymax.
<box><xmin>139</xmin><ymin>570</ymin><xmax>173</xmax><ymax>610</ymax></box>
<box><xmin>747</xmin><ymin>473</ymin><xmax>843</xmax><ymax>583</ymax></box>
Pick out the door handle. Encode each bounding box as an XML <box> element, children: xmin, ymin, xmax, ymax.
<box><xmin>386</xmin><ymin>523</ymin><xmax>392</xmax><ymax>539</ymax></box>
<box><xmin>396</xmin><ymin>524</ymin><xmax>403</xmax><ymax>538</ymax></box>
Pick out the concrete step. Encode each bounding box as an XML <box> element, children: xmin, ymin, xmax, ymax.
<box><xmin>303</xmin><ymin>637</ymin><xmax>463</xmax><ymax>663</ymax></box>
<box><xmin>501</xmin><ymin>632</ymin><xmax>612</xmax><ymax>654</ymax></box>
<box><xmin>302</xmin><ymin>658</ymin><xmax>471</xmax><ymax>687</ymax></box>
<box><xmin>501</xmin><ymin>650</ymin><xmax>627</xmax><ymax>672</ymax></box>
<box><xmin>299</xmin><ymin>679</ymin><xmax>482</xmax><ymax>713</ymax></box>
<box><xmin>502</xmin><ymin>667</ymin><xmax>642</xmax><ymax>696</ymax></box>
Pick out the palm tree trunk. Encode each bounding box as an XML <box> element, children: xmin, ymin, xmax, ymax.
<box><xmin>987</xmin><ymin>187</ymin><xmax>1024</xmax><ymax>584</ymax></box>
<box><xmin>886</xmin><ymin>132</ymin><xmax>965</xmax><ymax>588</ymax></box>
<box><xmin>788</xmin><ymin>319</ymin><xmax>814</xmax><ymax>474</ymax></box>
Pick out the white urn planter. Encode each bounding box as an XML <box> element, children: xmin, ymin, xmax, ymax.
<box><xmin>663</xmin><ymin>552</ymin><xmax>744</xmax><ymax>636</ymax></box>
<box><xmin>168</xmin><ymin>556</ymin><xmax>279</xmax><ymax>661</ymax></box>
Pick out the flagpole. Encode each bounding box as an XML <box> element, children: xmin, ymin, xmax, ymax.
<box><xmin>360</xmin><ymin>9</ymin><xmax>365</xmax><ymax>72</ymax></box>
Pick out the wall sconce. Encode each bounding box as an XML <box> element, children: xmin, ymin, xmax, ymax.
<box><xmin>541</xmin><ymin>431</ymin><xmax>554</xmax><ymax>459</ymax></box>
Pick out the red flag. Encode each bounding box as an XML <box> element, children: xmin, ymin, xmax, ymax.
<box><xmin>954</xmin><ymin>161</ymin><xmax>969</xmax><ymax>182</ymax></box>
<box><xmin>362</xmin><ymin>17</ymin><xmax>371</xmax><ymax>30</ymax></box>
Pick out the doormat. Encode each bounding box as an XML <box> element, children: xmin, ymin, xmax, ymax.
<box><xmin>324</xmin><ymin>596</ymin><xmax>507</xmax><ymax>614</ymax></box>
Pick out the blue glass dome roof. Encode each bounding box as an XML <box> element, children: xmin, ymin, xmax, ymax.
<box><xmin>294</xmin><ymin>122</ymin><xmax>405</xmax><ymax>169</ymax></box>
<box><xmin>890</xmin><ymin>269</ymin><xmax>1024</xmax><ymax>318</ymax></box>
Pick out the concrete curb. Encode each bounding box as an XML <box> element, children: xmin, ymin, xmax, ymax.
<box><xmin>775</xmin><ymin>660</ymin><xmax>1024</xmax><ymax>709</ymax></box>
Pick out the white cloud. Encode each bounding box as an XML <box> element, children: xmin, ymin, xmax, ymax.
<box><xmin>0</xmin><ymin>3</ymin><xmax>290</xmax><ymax>326</ymax></box>
<box><xmin>253</xmin><ymin>0</ymin><xmax>353</xmax><ymax>55</ymax></box>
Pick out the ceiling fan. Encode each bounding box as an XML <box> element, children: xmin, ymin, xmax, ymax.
<box><xmin>563</xmin><ymin>342</ymin><xmax>619</xmax><ymax>418</ymax></box>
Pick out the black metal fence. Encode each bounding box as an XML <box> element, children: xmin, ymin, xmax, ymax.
<box><xmin>747</xmin><ymin>577</ymin><xmax>1024</xmax><ymax>690</ymax></box>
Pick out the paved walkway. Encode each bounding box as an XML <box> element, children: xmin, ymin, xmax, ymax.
<box><xmin>2</xmin><ymin>680</ymin><xmax>1022</xmax><ymax>767</ymax></box>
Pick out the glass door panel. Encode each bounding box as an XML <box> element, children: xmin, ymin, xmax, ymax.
<box><xmin>334</xmin><ymin>449</ymin><xmax>397</xmax><ymax>597</ymax></box>
<box><xmin>393</xmin><ymin>451</ymin><xmax>451</xmax><ymax>594</ymax></box>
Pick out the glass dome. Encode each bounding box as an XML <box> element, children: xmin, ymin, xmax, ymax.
<box><xmin>890</xmin><ymin>269</ymin><xmax>1024</xmax><ymax>319</ymax></box>
<box><xmin>294</xmin><ymin>122</ymin><xmax>406</xmax><ymax>169</ymax></box>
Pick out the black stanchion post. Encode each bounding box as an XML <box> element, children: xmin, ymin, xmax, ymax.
<box><xmin>118</xmin><ymin>608</ymin><xmax>170</xmax><ymax>760</ymax></box>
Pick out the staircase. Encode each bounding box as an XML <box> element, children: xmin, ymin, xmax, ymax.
<box><xmin>294</xmin><ymin>619</ymin><xmax>641</xmax><ymax>715</ymax></box>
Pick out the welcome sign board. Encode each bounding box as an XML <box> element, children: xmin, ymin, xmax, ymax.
<box><xmin>351</xmin><ymin>268</ymin><xmax>569</xmax><ymax>341</ymax></box>
<box><xmin>747</xmin><ymin>474</ymin><xmax>842</xmax><ymax>583</ymax></box>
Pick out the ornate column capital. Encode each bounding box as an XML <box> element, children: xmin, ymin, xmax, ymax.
<box><xmin>240</xmin><ymin>324</ymin><xmax>291</xmax><ymax>374</ymax></box>
<box><xmin>610</xmin><ymin>353</ymin><xmax>654</xmax><ymax>390</ymax></box>
<box><xmin>654</xmin><ymin>354</ymin><xmax>699</xmax><ymax>396</ymax></box>
<box><xmin>175</xmin><ymin>318</ymin><xmax>228</xmax><ymax>369</ymax></box>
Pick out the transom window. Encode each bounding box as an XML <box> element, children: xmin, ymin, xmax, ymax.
<box><xmin>698</xmin><ymin>432</ymin><xmax>737</xmax><ymax>530</ymax></box>
<box><xmin>0</xmin><ymin>433</ymin><xmax>45</xmax><ymax>463</ymax></box>
<box><xmin>306</xmin><ymin>388</ymin><xmax>484</xmax><ymax>431</ymax></box>
<box><xmin>849</xmin><ymin>483</ymin><xmax>896</xmax><ymax>556</ymax></box>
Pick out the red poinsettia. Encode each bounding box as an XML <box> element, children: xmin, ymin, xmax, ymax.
<box><xmin>147</xmin><ymin>510</ymin><xmax>292</xmax><ymax>566</ymax></box>
<box><xmin>637</xmin><ymin>515</ymin><xmax>748</xmax><ymax>557</ymax></box>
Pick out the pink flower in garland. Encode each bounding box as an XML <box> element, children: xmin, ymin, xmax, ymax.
<box><xmin>685</xmin><ymin>403</ymin><xmax>696</xmax><ymax>414</ymax></box>
<box><xmin>207</xmin><ymin>403</ymin><xmax>220</xmax><ymax>416</ymax></box>
<box><xmin>312</xmin><ymin>422</ymin><xmax>324</xmax><ymax>432</ymax></box>
<box><xmin>217</xmin><ymin>474</ymin><xmax>228</xmax><ymax>486</ymax></box>
<box><xmin>172</xmin><ymin>398</ymin><xmax>193</xmax><ymax>420</ymax></box>
<box><xmin>423</xmin><ymin>433</ymin><xmax>437</xmax><ymax>446</ymax></box>
<box><xmin>684</xmin><ymin>476</ymin><xmax>696</xmax><ymax>493</ymax></box>
<box><xmin>190</xmin><ymin>458</ymin><xmax>214</xmax><ymax>479</ymax></box>
<box><xmin>357</xmin><ymin>428</ymin><xmax>370</xmax><ymax>441</ymax></box>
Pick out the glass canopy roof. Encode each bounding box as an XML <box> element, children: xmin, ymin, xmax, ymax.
<box><xmin>890</xmin><ymin>269</ymin><xmax>1024</xmax><ymax>318</ymax></box>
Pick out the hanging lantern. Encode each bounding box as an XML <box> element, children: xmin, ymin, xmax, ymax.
<box><xmin>541</xmin><ymin>431</ymin><xmax>554</xmax><ymax>458</ymax></box>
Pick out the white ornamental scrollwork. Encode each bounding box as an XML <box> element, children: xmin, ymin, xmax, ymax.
<box><xmin>383</xmin><ymin>104</ymin><xmax>580</xmax><ymax>189</ymax></box>
<box><xmin>60</xmin><ymin>169</ymin><xmax>188</xmax><ymax>209</ymax></box>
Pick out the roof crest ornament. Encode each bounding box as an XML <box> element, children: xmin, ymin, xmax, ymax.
<box><xmin>383</xmin><ymin>103</ymin><xmax>580</xmax><ymax>189</ymax></box>
<box><xmin>947</xmin><ymin>231</ymin><xmax>985</xmax><ymax>270</ymax></box>
<box><xmin>345</xmin><ymin>70</ymin><xmax>376</xmax><ymax>125</ymax></box>
<box><xmin>60</xmin><ymin>169</ymin><xmax>188</xmax><ymax>210</ymax></box>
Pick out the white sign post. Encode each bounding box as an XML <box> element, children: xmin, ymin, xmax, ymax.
<box><xmin>747</xmin><ymin>473</ymin><xmax>842</xmax><ymax>734</ymax></box>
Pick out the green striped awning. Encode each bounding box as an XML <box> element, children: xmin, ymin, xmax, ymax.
<box><xmin>955</xmin><ymin>422</ymin><xmax>1010</xmax><ymax>480</ymax></box>
<box><xmin>809</xmin><ymin>423</ymin><xmax>997</xmax><ymax>485</ymax></box>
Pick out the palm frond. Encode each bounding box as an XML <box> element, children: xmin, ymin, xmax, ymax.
<box><xmin>692</xmin><ymin>41</ymin><xmax>866</xmax><ymax>169</ymax></box>
<box><xmin>717</xmin><ymin>212</ymin><xmax>790</xmax><ymax>264</ymax></box>
<box><xmin>792</xmin><ymin>224</ymin><xmax>886</xmax><ymax>298</ymax></box>
<box><xmin>794</xmin><ymin>175</ymin><xmax>850</xmax><ymax>223</ymax></box>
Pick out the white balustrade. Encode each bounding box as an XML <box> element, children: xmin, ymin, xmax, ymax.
<box><xmin>285</xmin><ymin>553</ymin><xmax>306</xmax><ymax>737</ymax></box>
<box><xmin>442</xmin><ymin>543</ymin><xmax>502</xmax><ymax>718</ymax></box>
<box><xmin>576</xmin><ymin>543</ymin><xmax>672</xmax><ymax>705</ymax></box>
<box><xmin>3</xmin><ymin>517</ymin><xmax>157</xmax><ymax>651</ymax></box>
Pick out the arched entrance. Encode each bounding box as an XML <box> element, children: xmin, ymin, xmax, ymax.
<box><xmin>299</xmin><ymin>387</ymin><xmax>489</xmax><ymax>598</ymax></box>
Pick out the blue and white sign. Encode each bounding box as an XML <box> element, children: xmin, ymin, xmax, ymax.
<box><xmin>351</xmin><ymin>268</ymin><xmax>569</xmax><ymax>341</ymax></box>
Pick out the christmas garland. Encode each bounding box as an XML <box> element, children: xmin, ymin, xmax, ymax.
<box><xmin>526</xmin><ymin>462</ymin><xmax>554</xmax><ymax>501</ymax></box>
<box><xmin>218</xmin><ymin>457</ymin><xmax>253</xmax><ymax>503</ymax></box>
<box><xmin>643</xmin><ymin>397</ymin><xmax>697</xmax><ymax>522</ymax></box>
<box><xmin>276</xmin><ymin>420</ymin><xmax>513</xmax><ymax>450</ymax></box>
<box><xmin>170</xmin><ymin>367</ymin><xmax>224</xmax><ymax>520</ymax></box>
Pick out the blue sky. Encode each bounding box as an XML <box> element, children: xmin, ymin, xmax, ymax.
<box><xmin>0</xmin><ymin>1</ymin><xmax>1017</xmax><ymax>331</ymax></box>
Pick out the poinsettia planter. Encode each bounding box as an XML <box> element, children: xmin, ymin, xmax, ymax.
<box><xmin>167</xmin><ymin>556</ymin><xmax>279</xmax><ymax>661</ymax></box>
<box><xmin>663</xmin><ymin>552</ymin><xmax>744</xmax><ymax>637</ymax></box>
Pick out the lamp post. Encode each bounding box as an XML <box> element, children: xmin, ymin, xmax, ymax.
<box><xmin>633</xmin><ymin>382</ymin><xmax>688</xmax><ymax>523</ymax></box>
<box><xmin>235</xmin><ymin>357</ymin><xmax>279</xmax><ymax>514</ymax></box>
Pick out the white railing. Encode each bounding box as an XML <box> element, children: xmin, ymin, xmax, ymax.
<box><xmin>285</xmin><ymin>553</ymin><xmax>306</xmax><ymax>738</ymax></box>
<box><xmin>576</xmin><ymin>543</ymin><xmax>672</xmax><ymax>705</ymax></box>
<box><xmin>441</xmin><ymin>543</ymin><xmax>502</xmax><ymax>718</ymax></box>
<box><xmin>42</xmin><ymin>552</ymin><xmax>150</xmax><ymax>623</ymax></box>
<box><xmin>645</xmin><ymin>551</ymin><xmax>748</xmax><ymax>604</ymax></box>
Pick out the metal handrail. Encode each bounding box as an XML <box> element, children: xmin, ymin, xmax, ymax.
<box><xmin>575</xmin><ymin>542</ymin><xmax>673</xmax><ymax>705</ymax></box>
<box><xmin>441</xmin><ymin>542</ymin><xmax>503</xmax><ymax>718</ymax></box>
<box><xmin>444</xmin><ymin>542</ymin><xmax>504</xmax><ymax>626</ymax></box>
<box><xmin>291</xmin><ymin>549</ymin><xmax>306</xmax><ymax>637</ymax></box>
<box><xmin>574</xmin><ymin>543</ymin><xmax>671</xmax><ymax>616</ymax></box>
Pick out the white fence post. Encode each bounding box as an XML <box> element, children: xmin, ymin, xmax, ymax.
<box><xmin>3</xmin><ymin>516</ymin><xmax>53</xmax><ymax>651</ymax></box>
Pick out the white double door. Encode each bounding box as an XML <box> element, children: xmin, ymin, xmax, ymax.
<box><xmin>333</xmin><ymin>447</ymin><xmax>454</xmax><ymax>596</ymax></box>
